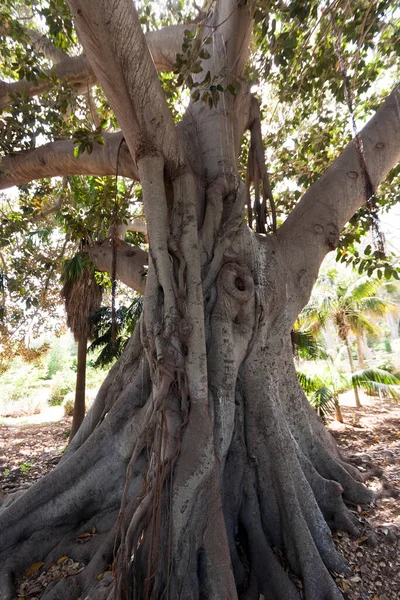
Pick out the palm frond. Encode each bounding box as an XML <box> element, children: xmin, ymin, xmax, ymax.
<box><xmin>61</xmin><ymin>252</ymin><xmax>94</xmax><ymax>283</ymax></box>
<box><xmin>297</xmin><ymin>371</ymin><xmax>324</xmax><ymax>394</ymax></box>
<box><xmin>309</xmin><ymin>386</ymin><xmax>337</xmax><ymax>422</ymax></box>
<box><xmin>350</xmin><ymin>368</ymin><xmax>400</xmax><ymax>399</ymax></box>
<box><xmin>359</xmin><ymin>296</ymin><xmax>395</xmax><ymax>316</ymax></box>
<box><xmin>291</xmin><ymin>329</ymin><xmax>328</xmax><ymax>360</ymax></box>
<box><xmin>344</xmin><ymin>277</ymin><xmax>378</xmax><ymax>303</ymax></box>
<box><xmin>346</xmin><ymin>311</ymin><xmax>381</xmax><ymax>336</ymax></box>
<box><xmin>61</xmin><ymin>253</ymin><xmax>102</xmax><ymax>341</ymax></box>
<box><xmin>88</xmin><ymin>296</ymin><xmax>143</xmax><ymax>367</ymax></box>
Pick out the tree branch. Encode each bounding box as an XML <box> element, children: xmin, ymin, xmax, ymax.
<box><xmin>112</xmin><ymin>218</ymin><xmax>148</xmax><ymax>238</ymax></box>
<box><xmin>0</xmin><ymin>133</ymin><xmax>138</xmax><ymax>189</ymax></box>
<box><xmin>67</xmin><ymin>0</ymin><xmax>184</xmax><ymax>171</ymax></box>
<box><xmin>88</xmin><ymin>240</ymin><xmax>147</xmax><ymax>294</ymax></box>
<box><xmin>0</xmin><ymin>23</ymin><xmax>67</xmax><ymax>63</ymax></box>
<box><xmin>0</xmin><ymin>24</ymin><xmax>192</xmax><ymax>112</ymax></box>
<box><xmin>0</xmin><ymin>55</ymin><xmax>96</xmax><ymax>110</ymax></box>
<box><xmin>182</xmin><ymin>0</ymin><xmax>253</xmax><ymax>189</ymax></box>
<box><xmin>278</xmin><ymin>85</ymin><xmax>400</xmax><ymax>316</ymax></box>
<box><xmin>146</xmin><ymin>24</ymin><xmax>196</xmax><ymax>72</ymax></box>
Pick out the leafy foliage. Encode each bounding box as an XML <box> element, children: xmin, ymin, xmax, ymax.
<box><xmin>291</xmin><ymin>326</ymin><xmax>328</xmax><ymax>360</ymax></box>
<box><xmin>298</xmin><ymin>362</ymin><xmax>400</xmax><ymax>422</ymax></box>
<box><xmin>350</xmin><ymin>367</ymin><xmax>400</xmax><ymax>400</ymax></box>
<box><xmin>88</xmin><ymin>296</ymin><xmax>143</xmax><ymax>368</ymax></box>
<box><xmin>301</xmin><ymin>268</ymin><xmax>395</xmax><ymax>342</ymax></box>
<box><xmin>61</xmin><ymin>252</ymin><xmax>102</xmax><ymax>341</ymax></box>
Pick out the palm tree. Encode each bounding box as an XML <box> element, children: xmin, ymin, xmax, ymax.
<box><xmin>61</xmin><ymin>253</ymin><xmax>102</xmax><ymax>440</ymax></box>
<box><xmin>88</xmin><ymin>296</ymin><xmax>143</xmax><ymax>368</ymax></box>
<box><xmin>298</xmin><ymin>362</ymin><xmax>400</xmax><ymax>424</ymax></box>
<box><xmin>301</xmin><ymin>269</ymin><xmax>395</xmax><ymax>408</ymax></box>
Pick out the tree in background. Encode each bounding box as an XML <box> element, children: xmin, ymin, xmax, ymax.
<box><xmin>301</xmin><ymin>270</ymin><xmax>395</xmax><ymax>407</ymax></box>
<box><xmin>298</xmin><ymin>357</ymin><xmax>400</xmax><ymax>425</ymax></box>
<box><xmin>61</xmin><ymin>252</ymin><xmax>102</xmax><ymax>440</ymax></box>
<box><xmin>0</xmin><ymin>1</ymin><xmax>399</xmax><ymax>599</ymax></box>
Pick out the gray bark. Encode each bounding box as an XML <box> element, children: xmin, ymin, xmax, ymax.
<box><xmin>88</xmin><ymin>240</ymin><xmax>147</xmax><ymax>294</ymax></box>
<box><xmin>0</xmin><ymin>133</ymin><xmax>137</xmax><ymax>190</ymax></box>
<box><xmin>0</xmin><ymin>2</ymin><xmax>399</xmax><ymax>600</ymax></box>
<box><xmin>0</xmin><ymin>24</ymin><xmax>195</xmax><ymax>110</ymax></box>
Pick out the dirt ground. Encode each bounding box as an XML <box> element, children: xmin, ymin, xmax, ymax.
<box><xmin>0</xmin><ymin>394</ymin><xmax>399</xmax><ymax>600</ymax></box>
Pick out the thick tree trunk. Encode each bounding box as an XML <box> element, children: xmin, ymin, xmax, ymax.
<box><xmin>344</xmin><ymin>335</ymin><xmax>362</xmax><ymax>408</ymax></box>
<box><xmin>0</xmin><ymin>226</ymin><xmax>373</xmax><ymax>600</ymax></box>
<box><xmin>0</xmin><ymin>2</ymin><xmax>398</xmax><ymax>599</ymax></box>
<box><xmin>69</xmin><ymin>335</ymin><xmax>87</xmax><ymax>441</ymax></box>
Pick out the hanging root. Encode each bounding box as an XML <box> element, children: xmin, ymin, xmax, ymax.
<box><xmin>246</xmin><ymin>97</ymin><xmax>277</xmax><ymax>233</ymax></box>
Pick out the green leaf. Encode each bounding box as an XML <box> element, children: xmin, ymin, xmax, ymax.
<box><xmin>199</xmin><ymin>49</ymin><xmax>210</xmax><ymax>60</ymax></box>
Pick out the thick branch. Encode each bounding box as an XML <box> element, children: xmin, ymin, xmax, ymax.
<box><xmin>278</xmin><ymin>85</ymin><xmax>400</xmax><ymax>316</ymax></box>
<box><xmin>67</xmin><ymin>0</ymin><xmax>184</xmax><ymax>171</ymax></box>
<box><xmin>182</xmin><ymin>0</ymin><xmax>253</xmax><ymax>188</ymax></box>
<box><xmin>0</xmin><ymin>25</ymin><xmax>193</xmax><ymax>111</ymax></box>
<box><xmin>88</xmin><ymin>240</ymin><xmax>147</xmax><ymax>294</ymax></box>
<box><xmin>0</xmin><ymin>133</ymin><xmax>137</xmax><ymax>189</ymax></box>
<box><xmin>0</xmin><ymin>23</ymin><xmax>67</xmax><ymax>63</ymax></box>
<box><xmin>112</xmin><ymin>218</ymin><xmax>148</xmax><ymax>239</ymax></box>
<box><xmin>146</xmin><ymin>24</ymin><xmax>195</xmax><ymax>72</ymax></box>
<box><xmin>0</xmin><ymin>55</ymin><xmax>96</xmax><ymax>110</ymax></box>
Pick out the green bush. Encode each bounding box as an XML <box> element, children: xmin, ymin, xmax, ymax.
<box><xmin>62</xmin><ymin>392</ymin><xmax>75</xmax><ymax>416</ymax></box>
<box><xmin>45</xmin><ymin>337</ymin><xmax>75</xmax><ymax>378</ymax></box>
<box><xmin>0</xmin><ymin>355</ymin><xmax>53</xmax><ymax>416</ymax></box>
<box><xmin>49</xmin><ymin>371</ymin><xmax>75</xmax><ymax>406</ymax></box>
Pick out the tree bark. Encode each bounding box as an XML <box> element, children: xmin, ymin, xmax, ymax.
<box><xmin>0</xmin><ymin>24</ymin><xmax>195</xmax><ymax>110</ymax></box>
<box><xmin>0</xmin><ymin>134</ymin><xmax>137</xmax><ymax>190</ymax></box>
<box><xmin>0</xmin><ymin>3</ymin><xmax>399</xmax><ymax>600</ymax></box>
<box><xmin>88</xmin><ymin>240</ymin><xmax>147</xmax><ymax>294</ymax></box>
<box><xmin>69</xmin><ymin>335</ymin><xmax>87</xmax><ymax>441</ymax></box>
<box><xmin>344</xmin><ymin>334</ymin><xmax>362</xmax><ymax>409</ymax></box>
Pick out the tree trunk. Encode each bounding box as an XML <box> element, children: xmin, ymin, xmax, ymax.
<box><xmin>386</xmin><ymin>312</ymin><xmax>399</xmax><ymax>340</ymax></box>
<box><xmin>362</xmin><ymin>333</ymin><xmax>374</xmax><ymax>362</ymax></box>
<box><xmin>69</xmin><ymin>335</ymin><xmax>87</xmax><ymax>441</ymax></box>
<box><xmin>344</xmin><ymin>335</ymin><xmax>362</xmax><ymax>409</ymax></box>
<box><xmin>355</xmin><ymin>333</ymin><xmax>366</xmax><ymax>369</ymax></box>
<box><xmin>0</xmin><ymin>2</ymin><xmax>399</xmax><ymax>599</ymax></box>
<box><xmin>0</xmin><ymin>227</ymin><xmax>373</xmax><ymax>600</ymax></box>
<box><xmin>334</xmin><ymin>396</ymin><xmax>344</xmax><ymax>424</ymax></box>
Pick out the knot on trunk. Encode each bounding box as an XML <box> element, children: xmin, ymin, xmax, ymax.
<box><xmin>219</xmin><ymin>262</ymin><xmax>254</xmax><ymax>303</ymax></box>
<box><xmin>215</xmin><ymin>262</ymin><xmax>256</xmax><ymax>330</ymax></box>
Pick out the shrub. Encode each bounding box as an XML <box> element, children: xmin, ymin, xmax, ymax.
<box><xmin>49</xmin><ymin>371</ymin><xmax>75</xmax><ymax>406</ymax></box>
<box><xmin>62</xmin><ymin>392</ymin><xmax>75</xmax><ymax>416</ymax></box>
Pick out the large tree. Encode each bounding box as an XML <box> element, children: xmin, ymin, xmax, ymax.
<box><xmin>0</xmin><ymin>1</ymin><xmax>399</xmax><ymax>599</ymax></box>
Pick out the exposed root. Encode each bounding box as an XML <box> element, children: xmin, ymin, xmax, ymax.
<box><xmin>0</xmin><ymin>229</ymin><xmax>378</xmax><ymax>600</ymax></box>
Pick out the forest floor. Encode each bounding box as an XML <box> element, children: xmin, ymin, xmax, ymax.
<box><xmin>0</xmin><ymin>395</ymin><xmax>399</xmax><ymax>600</ymax></box>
